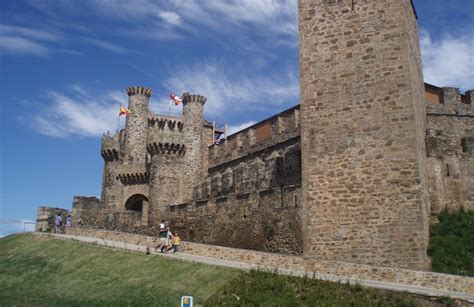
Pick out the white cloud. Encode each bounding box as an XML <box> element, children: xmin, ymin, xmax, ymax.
<box><xmin>0</xmin><ymin>218</ymin><xmax>36</xmax><ymax>238</ymax></box>
<box><xmin>420</xmin><ymin>30</ymin><xmax>474</xmax><ymax>91</ymax></box>
<box><xmin>82</xmin><ymin>37</ymin><xmax>127</xmax><ymax>53</ymax></box>
<box><xmin>206</xmin><ymin>0</ymin><xmax>297</xmax><ymax>35</ymax></box>
<box><xmin>0</xmin><ymin>35</ymin><xmax>49</xmax><ymax>56</ymax></box>
<box><xmin>0</xmin><ymin>24</ymin><xmax>61</xmax><ymax>41</ymax></box>
<box><xmin>23</xmin><ymin>87</ymin><xmax>127</xmax><ymax>138</ymax></box>
<box><xmin>25</xmin><ymin>1</ymin><xmax>297</xmax><ymax>45</ymax></box>
<box><xmin>0</xmin><ymin>24</ymin><xmax>62</xmax><ymax>56</ymax></box>
<box><xmin>161</xmin><ymin>59</ymin><xmax>299</xmax><ymax>120</ymax></box>
<box><xmin>158</xmin><ymin>11</ymin><xmax>181</xmax><ymax>26</ymax></box>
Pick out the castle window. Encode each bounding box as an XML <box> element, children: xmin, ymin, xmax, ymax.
<box><xmin>125</xmin><ymin>194</ymin><xmax>148</xmax><ymax>212</ymax></box>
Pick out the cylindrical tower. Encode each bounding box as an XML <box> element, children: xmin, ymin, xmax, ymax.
<box><xmin>182</xmin><ymin>93</ymin><xmax>207</xmax><ymax>200</ymax></box>
<box><xmin>148</xmin><ymin>142</ymin><xmax>186</xmax><ymax>224</ymax></box>
<box><xmin>124</xmin><ymin>86</ymin><xmax>152</xmax><ymax>163</ymax></box>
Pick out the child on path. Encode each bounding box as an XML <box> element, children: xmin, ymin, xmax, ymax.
<box><xmin>171</xmin><ymin>231</ymin><xmax>181</xmax><ymax>253</ymax></box>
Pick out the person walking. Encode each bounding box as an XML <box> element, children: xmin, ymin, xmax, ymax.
<box><xmin>55</xmin><ymin>213</ymin><xmax>62</xmax><ymax>234</ymax></box>
<box><xmin>66</xmin><ymin>215</ymin><xmax>72</xmax><ymax>227</ymax></box>
<box><xmin>170</xmin><ymin>231</ymin><xmax>181</xmax><ymax>253</ymax></box>
<box><xmin>158</xmin><ymin>220</ymin><xmax>169</xmax><ymax>253</ymax></box>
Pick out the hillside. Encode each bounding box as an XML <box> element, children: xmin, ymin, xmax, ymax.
<box><xmin>0</xmin><ymin>234</ymin><xmax>457</xmax><ymax>306</ymax></box>
<box><xmin>0</xmin><ymin>234</ymin><xmax>239</xmax><ymax>306</ymax></box>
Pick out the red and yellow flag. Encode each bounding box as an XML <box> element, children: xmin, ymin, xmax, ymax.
<box><xmin>119</xmin><ymin>106</ymin><xmax>130</xmax><ymax>116</ymax></box>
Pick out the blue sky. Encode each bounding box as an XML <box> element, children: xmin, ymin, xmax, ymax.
<box><xmin>1</xmin><ymin>0</ymin><xmax>473</xmax><ymax>237</ymax></box>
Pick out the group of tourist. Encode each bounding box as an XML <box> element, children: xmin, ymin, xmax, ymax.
<box><xmin>157</xmin><ymin>220</ymin><xmax>181</xmax><ymax>253</ymax></box>
<box><xmin>54</xmin><ymin>213</ymin><xmax>72</xmax><ymax>233</ymax></box>
<box><xmin>53</xmin><ymin>214</ymin><xmax>181</xmax><ymax>253</ymax></box>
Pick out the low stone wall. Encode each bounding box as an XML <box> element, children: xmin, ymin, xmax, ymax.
<box><xmin>64</xmin><ymin>227</ymin><xmax>474</xmax><ymax>297</ymax></box>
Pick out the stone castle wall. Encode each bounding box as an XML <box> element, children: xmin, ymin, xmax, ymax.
<box><xmin>169</xmin><ymin>137</ymin><xmax>303</xmax><ymax>255</ymax></box>
<box><xmin>36</xmin><ymin>206</ymin><xmax>69</xmax><ymax>232</ymax></box>
<box><xmin>425</xmin><ymin>86</ymin><xmax>474</xmax><ymax>213</ymax></box>
<box><xmin>36</xmin><ymin>0</ymin><xmax>474</xmax><ymax>271</ymax></box>
<box><xmin>299</xmin><ymin>0</ymin><xmax>430</xmax><ymax>269</ymax></box>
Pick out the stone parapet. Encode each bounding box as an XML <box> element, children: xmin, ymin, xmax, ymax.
<box><xmin>426</xmin><ymin>86</ymin><xmax>474</xmax><ymax>116</ymax></box>
<box><xmin>101</xmin><ymin>130</ymin><xmax>123</xmax><ymax>161</ymax></box>
<box><xmin>148</xmin><ymin>115</ymin><xmax>185</xmax><ymax>147</ymax></box>
<box><xmin>182</xmin><ymin>93</ymin><xmax>207</xmax><ymax>105</ymax></box>
<box><xmin>36</xmin><ymin>206</ymin><xmax>69</xmax><ymax>232</ymax></box>
<box><xmin>147</xmin><ymin>142</ymin><xmax>185</xmax><ymax>156</ymax></box>
<box><xmin>126</xmin><ymin>86</ymin><xmax>152</xmax><ymax>97</ymax></box>
<box><xmin>115</xmin><ymin>163</ymin><xmax>149</xmax><ymax>185</ymax></box>
<box><xmin>209</xmin><ymin>105</ymin><xmax>300</xmax><ymax>168</ymax></box>
<box><xmin>63</xmin><ymin>227</ymin><xmax>474</xmax><ymax>300</ymax></box>
<box><xmin>148</xmin><ymin>115</ymin><xmax>184</xmax><ymax>130</ymax></box>
<box><xmin>71</xmin><ymin>196</ymin><xmax>103</xmax><ymax>227</ymax></box>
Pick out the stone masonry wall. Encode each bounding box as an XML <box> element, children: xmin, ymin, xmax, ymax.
<box><xmin>70</xmin><ymin>196</ymin><xmax>103</xmax><ymax>227</ymax></box>
<box><xmin>299</xmin><ymin>0</ymin><xmax>430</xmax><ymax>269</ymax></box>
<box><xmin>77</xmin><ymin>80</ymin><xmax>473</xmax><ymax>259</ymax></box>
<box><xmin>148</xmin><ymin>146</ymin><xmax>185</xmax><ymax>225</ymax></box>
<box><xmin>168</xmin><ymin>138</ymin><xmax>303</xmax><ymax>255</ymax></box>
<box><xmin>64</xmin><ymin>227</ymin><xmax>474</xmax><ymax>297</ymax></box>
<box><xmin>123</xmin><ymin>87</ymin><xmax>152</xmax><ymax>164</ymax></box>
<box><xmin>426</xmin><ymin>87</ymin><xmax>474</xmax><ymax>213</ymax></box>
<box><xmin>182</xmin><ymin>94</ymin><xmax>207</xmax><ymax>200</ymax></box>
<box><xmin>36</xmin><ymin>206</ymin><xmax>69</xmax><ymax>232</ymax></box>
<box><xmin>209</xmin><ymin>105</ymin><xmax>300</xmax><ymax>167</ymax></box>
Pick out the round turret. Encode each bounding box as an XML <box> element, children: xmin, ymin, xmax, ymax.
<box><xmin>182</xmin><ymin>92</ymin><xmax>207</xmax><ymax>200</ymax></box>
<box><xmin>124</xmin><ymin>86</ymin><xmax>152</xmax><ymax>163</ymax></box>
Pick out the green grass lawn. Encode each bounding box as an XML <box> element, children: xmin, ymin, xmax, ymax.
<box><xmin>205</xmin><ymin>270</ymin><xmax>421</xmax><ymax>306</ymax></box>
<box><xmin>428</xmin><ymin>208</ymin><xmax>474</xmax><ymax>277</ymax></box>
<box><xmin>0</xmin><ymin>234</ymin><xmax>240</xmax><ymax>306</ymax></box>
<box><xmin>0</xmin><ymin>233</ymin><xmax>456</xmax><ymax>306</ymax></box>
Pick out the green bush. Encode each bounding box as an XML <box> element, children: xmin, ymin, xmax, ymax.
<box><xmin>428</xmin><ymin>208</ymin><xmax>474</xmax><ymax>276</ymax></box>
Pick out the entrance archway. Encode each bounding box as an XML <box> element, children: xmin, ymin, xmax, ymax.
<box><xmin>124</xmin><ymin>194</ymin><xmax>148</xmax><ymax>212</ymax></box>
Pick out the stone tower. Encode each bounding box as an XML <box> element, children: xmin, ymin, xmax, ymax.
<box><xmin>182</xmin><ymin>93</ymin><xmax>207</xmax><ymax>200</ymax></box>
<box><xmin>124</xmin><ymin>86</ymin><xmax>152</xmax><ymax>163</ymax></box>
<box><xmin>299</xmin><ymin>0</ymin><xmax>430</xmax><ymax>269</ymax></box>
<box><xmin>148</xmin><ymin>142</ymin><xmax>186</xmax><ymax>224</ymax></box>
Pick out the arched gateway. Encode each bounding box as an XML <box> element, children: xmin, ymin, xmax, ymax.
<box><xmin>124</xmin><ymin>194</ymin><xmax>148</xmax><ymax>212</ymax></box>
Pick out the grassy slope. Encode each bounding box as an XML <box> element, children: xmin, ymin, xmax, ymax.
<box><xmin>205</xmin><ymin>270</ymin><xmax>421</xmax><ymax>306</ymax></box>
<box><xmin>0</xmin><ymin>233</ymin><xmax>460</xmax><ymax>306</ymax></box>
<box><xmin>0</xmin><ymin>234</ymin><xmax>239</xmax><ymax>306</ymax></box>
<box><xmin>428</xmin><ymin>209</ymin><xmax>474</xmax><ymax>277</ymax></box>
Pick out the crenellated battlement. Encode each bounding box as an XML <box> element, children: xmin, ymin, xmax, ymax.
<box><xmin>115</xmin><ymin>163</ymin><xmax>149</xmax><ymax>185</ymax></box>
<box><xmin>182</xmin><ymin>92</ymin><xmax>207</xmax><ymax>104</ymax></box>
<box><xmin>148</xmin><ymin>115</ymin><xmax>184</xmax><ymax>130</ymax></box>
<box><xmin>117</xmin><ymin>173</ymin><xmax>149</xmax><ymax>185</ymax></box>
<box><xmin>425</xmin><ymin>84</ymin><xmax>474</xmax><ymax>116</ymax></box>
<box><xmin>101</xmin><ymin>130</ymin><xmax>123</xmax><ymax>161</ymax></box>
<box><xmin>209</xmin><ymin>106</ymin><xmax>300</xmax><ymax>167</ymax></box>
<box><xmin>147</xmin><ymin>142</ymin><xmax>185</xmax><ymax>156</ymax></box>
<box><xmin>126</xmin><ymin>86</ymin><xmax>153</xmax><ymax>97</ymax></box>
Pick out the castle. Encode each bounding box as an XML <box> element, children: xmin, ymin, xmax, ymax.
<box><xmin>37</xmin><ymin>0</ymin><xmax>473</xmax><ymax>271</ymax></box>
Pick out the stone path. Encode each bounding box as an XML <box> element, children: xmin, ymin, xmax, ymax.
<box><xmin>36</xmin><ymin>232</ymin><xmax>474</xmax><ymax>302</ymax></box>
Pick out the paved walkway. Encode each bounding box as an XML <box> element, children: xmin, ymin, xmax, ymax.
<box><xmin>36</xmin><ymin>232</ymin><xmax>474</xmax><ymax>302</ymax></box>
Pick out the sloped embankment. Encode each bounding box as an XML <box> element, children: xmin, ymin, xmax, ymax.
<box><xmin>0</xmin><ymin>233</ymin><xmax>457</xmax><ymax>306</ymax></box>
<box><xmin>0</xmin><ymin>233</ymin><xmax>239</xmax><ymax>306</ymax></box>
